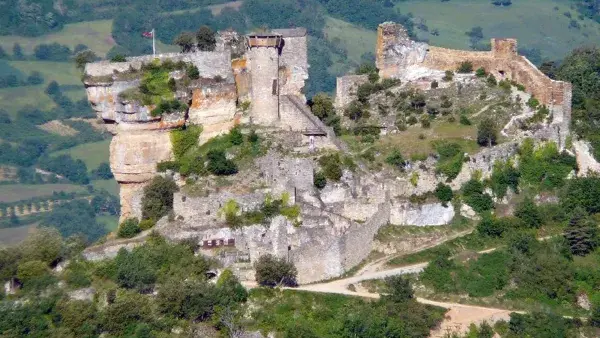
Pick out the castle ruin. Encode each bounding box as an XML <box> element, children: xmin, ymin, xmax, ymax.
<box><xmin>83</xmin><ymin>28</ymin><xmax>336</xmax><ymax>221</ymax></box>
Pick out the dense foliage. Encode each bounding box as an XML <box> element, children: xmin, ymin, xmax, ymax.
<box><xmin>141</xmin><ymin>176</ymin><xmax>179</xmax><ymax>222</ymax></box>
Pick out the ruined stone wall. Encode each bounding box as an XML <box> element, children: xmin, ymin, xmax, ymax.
<box><xmin>248</xmin><ymin>47</ymin><xmax>280</xmax><ymax>125</ymax></box>
<box><xmin>339</xmin><ymin>201</ymin><xmax>390</xmax><ymax>270</ymax></box>
<box><xmin>231</xmin><ymin>58</ymin><xmax>251</xmax><ymax>101</ymax></box>
<box><xmin>85</xmin><ymin>51</ymin><xmax>232</xmax><ymax>80</ymax></box>
<box><xmin>275</xmin><ymin>32</ymin><xmax>309</xmax><ymax>97</ymax></box>
<box><xmin>334</xmin><ymin>74</ymin><xmax>369</xmax><ymax>109</ymax></box>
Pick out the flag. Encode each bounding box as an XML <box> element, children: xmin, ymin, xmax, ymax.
<box><xmin>142</xmin><ymin>31</ymin><xmax>153</xmax><ymax>38</ymax></box>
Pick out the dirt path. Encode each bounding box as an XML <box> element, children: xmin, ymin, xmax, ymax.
<box><xmin>355</xmin><ymin>228</ymin><xmax>474</xmax><ymax>276</ymax></box>
<box><xmin>471</xmin><ymin>104</ymin><xmax>492</xmax><ymax>118</ymax></box>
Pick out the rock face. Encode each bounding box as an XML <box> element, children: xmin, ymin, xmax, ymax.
<box><xmin>390</xmin><ymin>202</ymin><xmax>455</xmax><ymax>226</ymax></box>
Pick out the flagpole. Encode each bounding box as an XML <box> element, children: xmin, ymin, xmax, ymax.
<box><xmin>152</xmin><ymin>28</ymin><xmax>156</xmax><ymax>57</ymax></box>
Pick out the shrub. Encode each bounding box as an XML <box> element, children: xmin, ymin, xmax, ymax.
<box><xmin>156</xmin><ymin>160</ymin><xmax>180</xmax><ymax>172</ymax></box>
<box><xmin>171</xmin><ymin>125</ymin><xmax>202</xmax><ymax>160</ymax></box>
<box><xmin>229</xmin><ymin>126</ymin><xmax>244</xmax><ymax>145</ymax></box>
<box><xmin>420</xmin><ymin>116</ymin><xmax>431</xmax><ymax>128</ymax></box>
<box><xmin>207</xmin><ymin>150</ymin><xmax>238</xmax><ymax>176</ymax></box>
<box><xmin>141</xmin><ymin>176</ymin><xmax>179</xmax><ymax>221</ymax></box>
<box><xmin>368</xmin><ymin>71</ymin><xmax>379</xmax><ymax>84</ymax></box>
<box><xmin>407</xmin><ymin>115</ymin><xmax>418</xmax><ymax>125</ymax></box>
<box><xmin>526</xmin><ymin>97</ymin><xmax>539</xmax><ymax>109</ymax></box>
<box><xmin>457</xmin><ymin>61</ymin><xmax>473</xmax><ymax>73</ymax></box>
<box><xmin>435</xmin><ymin>183</ymin><xmax>453</xmax><ymax>204</ymax></box>
<box><xmin>319</xmin><ymin>153</ymin><xmax>343</xmax><ymax>181</ymax></box>
<box><xmin>385</xmin><ymin>150</ymin><xmax>405</xmax><ymax>169</ymax></box>
<box><xmin>118</xmin><ymin>218</ymin><xmax>141</xmax><ymax>238</ymax></box>
<box><xmin>314</xmin><ymin>171</ymin><xmax>327</xmax><ymax>189</ymax></box>
<box><xmin>440</xmin><ymin>99</ymin><xmax>452</xmax><ymax>109</ymax></box>
<box><xmin>514</xmin><ymin>198</ymin><xmax>542</xmax><ymax>228</ymax></box>
<box><xmin>475</xmin><ymin>67</ymin><xmax>486</xmax><ymax>77</ymax></box>
<box><xmin>487</xmin><ymin>74</ymin><xmax>497</xmax><ymax>86</ymax></box>
<box><xmin>477</xmin><ymin>214</ymin><xmax>504</xmax><ymax>237</ymax></box>
<box><xmin>431</xmin><ymin>80</ymin><xmax>439</xmax><ymax>89</ymax></box>
<box><xmin>110</xmin><ymin>54</ymin><xmax>127</xmax><ymax>62</ymax></box>
<box><xmin>138</xmin><ymin>219</ymin><xmax>156</xmax><ymax>231</ymax></box>
<box><xmin>186</xmin><ymin>64</ymin><xmax>200</xmax><ymax>79</ymax></box>
<box><xmin>442</xmin><ymin>70</ymin><xmax>454</xmax><ymax>81</ymax></box>
<box><xmin>498</xmin><ymin>79</ymin><xmax>511</xmax><ymax>91</ymax></box>
<box><xmin>254</xmin><ymin>254</ymin><xmax>297</xmax><ymax>287</ymax></box>
<box><xmin>462</xmin><ymin>179</ymin><xmax>494</xmax><ymax>213</ymax></box>
<box><xmin>435</xmin><ymin>141</ymin><xmax>465</xmax><ymax>180</ymax></box>
<box><xmin>459</xmin><ymin>114</ymin><xmax>472</xmax><ymax>125</ymax></box>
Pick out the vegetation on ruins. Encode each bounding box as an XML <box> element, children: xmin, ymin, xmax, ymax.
<box><xmin>221</xmin><ymin>193</ymin><xmax>301</xmax><ymax>229</ymax></box>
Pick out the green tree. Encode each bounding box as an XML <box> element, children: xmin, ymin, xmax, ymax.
<box><xmin>254</xmin><ymin>254</ymin><xmax>297</xmax><ymax>287</ymax></box>
<box><xmin>20</xmin><ymin>227</ymin><xmax>63</xmax><ymax>264</ymax></box>
<box><xmin>74</xmin><ymin>50</ymin><xmax>97</xmax><ymax>70</ymax></box>
<box><xmin>173</xmin><ymin>31</ymin><xmax>195</xmax><ymax>53</ymax></box>
<box><xmin>314</xmin><ymin>171</ymin><xmax>327</xmax><ymax>189</ymax></box>
<box><xmin>514</xmin><ymin>198</ymin><xmax>542</xmax><ymax>228</ymax></box>
<box><xmin>477</xmin><ymin>117</ymin><xmax>497</xmax><ymax>147</ymax></box>
<box><xmin>381</xmin><ymin>275</ymin><xmax>414</xmax><ymax>303</ymax></box>
<box><xmin>196</xmin><ymin>25</ymin><xmax>216</xmax><ymax>51</ymax></box>
<box><xmin>56</xmin><ymin>299</ymin><xmax>98</xmax><ymax>336</ymax></box>
<box><xmin>101</xmin><ymin>291</ymin><xmax>153</xmax><ymax>335</ymax></box>
<box><xmin>141</xmin><ymin>176</ymin><xmax>179</xmax><ymax>221</ymax></box>
<box><xmin>311</xmin><ymin>93</ymin><xmax>335</xmax><ymax>120</ymax></box>
<box><xmin>12</xmin><ymin>43</ymin><xmax>24</xmax><ymax>60</ymax></box>
<box><xmin>563</xmin><ymin>207</ymin><xmax>598</xmax><ymax>256</ymax></box>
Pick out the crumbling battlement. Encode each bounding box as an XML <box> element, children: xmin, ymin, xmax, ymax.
<box><xmin>370</xmin><ymin>22</ymin><xmax>572</xmax><ymax>146</ymax></box>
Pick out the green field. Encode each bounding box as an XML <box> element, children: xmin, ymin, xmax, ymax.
<box><xmin>91</xmin><ymin>179</ymin><xmax>119</xmax><ymax>197</ymax></box>
<box><xmin>0</xmin><ymin>184</ymin><xmax>85</xmax><ymax>203</ymax></box>
<box><xmin>51</xmin><ymin>139</ymin><xmax>111</xmax><ymax>172</ymax></box>
<box><xmin>0</xmin><ymin>61</ymin><xmax>84</xmax><ymax>117</ymax></box>
<box><xmin>0</xmin><ymin>224</ymin><xmax>35</xmax><ymax>247</ymax></box>
<box><xmin>0</xmin><ymin>20</ymin><xmax>115</xmax><ymax>56</ymax></box>
<box><xmin>397</xmin><ymin>0</ymin><xmax>600</xmax><ymax>59</ymax></box>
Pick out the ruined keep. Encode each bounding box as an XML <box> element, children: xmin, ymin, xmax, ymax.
<box><xmin>83</xmin><ymin>28</ymin><xmax>334</xmax><ymax>221</ymax></box>
<box><xmin>372</xmin><ymin>22</ymin><xmax>572</xmax><ymax>147</ymax></box>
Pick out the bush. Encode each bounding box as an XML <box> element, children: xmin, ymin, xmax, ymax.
<box><xmin>138</xmin><ymin>219</ymin><xmax>156</xmax><ymax>231</ymax></box>
<box><xmin>385</xmin><ymin>150</ymin><xmax>405</xmax><ymax>170</ymax></box>
<box><xmin>431</xmin><ymin>80</ymin><xmax>439</xmax><ymax>89</ymax></box>
<box><xmin>319</xmin><ymin>153</ymin><xmax>343</xmax><ymax>181</ymax></box>
<box><xmin>141</xmin><ymin>176</ymin><xmax>179</xmax><ymax>221</ymax></box>
<box><xmin>254</xmin><ymin>254</ymin><xmax>297</xmax><ymax>287</ymax></box>
<box><xmin>229</xmin><ymin>126</ymin><xmax>244</xmax><ymax>145</ymax></box>
<box><xmin>118</xmin><ymin>218</ymin><xmax>141</xmax><ymax>238</ymax></box>
<box><xmin>487</xmin><ymin>74</ymin><xmax>497</xmax><ymax>86</ymax></box>
<box><xmin>420</xmin><ymin>116</ymin><xmax>431</xmax><ymax>128</ymax></box>
<box><xmin>462</xmin><ymin>179</ymin><xmax>494</xmax><ymax>213</ymax></box>
<box><xmin>314</xmin><ymin>171</ymin><xmax>327</xmax><ymax>189</ymax></box>
<box><xmin>477</xmin><ymin>214</ymin><xmax>505</xmax><ymax>237</ymax></box>
<box><xmin>186</xmin><ymin>64</ymin><xmax>200</xmax><ymax>79</ymax></box>
<box><xmin>514</xmin><ymin>198</ymin><xmax>542</xmax><ymax>228</ymax></box>
<box><xmin>457</xmin><ymin>61</ymin><xmax>473</xmax><ymax>73</ymax></box>
<box><xmin>196</xmin><ymin>26</ymin><xmax>216</xmax><ymax>51</ymax></box>
<box><xmin>526</xmin><ymin>97</ymin><xmax>540</xmax><ymax>109</ymax></box>
<box><xmin>207</xmin><ymin>149</ymin><xmax>238</xmax><ymax>176</ymax></box>
<box><xmin>442</xmin><ymin>70</ymin><xmax>454</xmax><ymax>81</ymax></box>
<box><xmin>475</xmin><ymin>67</ymin><xmax>486</xmax><ymax>77</ymax></box>
<box><xmin>459</xmin><ymin>114</ymin><xmax>472</xmax><ymax>125</ymax></box>
<box><xmin>435</xmin><ymin>183</ymin><xmax>453</xmax><ymax>204</ymax></box>
<box><xmin>110</xmin><ymin>54</ymin><xmax>127</xmax><ymax>62</ymax></box>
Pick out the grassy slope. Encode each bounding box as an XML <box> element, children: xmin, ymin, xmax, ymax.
<box><xmin>0</xmin><ymin>184</ymin><xmax>85</xmax><ymax>203</ymax></box>
<box><xmin>398</xmin><ymin>0</ymin><xmax>600</xmax><ymax>59</ymax></box>
<box><xmin>324</xmin><ymin>16</ymin><xmax>377</xmax><ymax>74</ymax></box>
<box><xmin>91</xmin><ymin>179</ymin><xmax>119</xmax><ymax>197</ymax></box>
<box><xmin>0</xmin><ymin>20</ymin><xmax>115</xmax><ymax>56</ymax></box>
<box><xmin>50</xmin><ymin>139</ymin><xmax>111</xmax><ymax>172</ymax></box>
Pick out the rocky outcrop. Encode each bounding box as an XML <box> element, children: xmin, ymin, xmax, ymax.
<box><xmin>574</xmin><ymin>140</ymin><xmax>600</xmax><ymax>176</ymax></box>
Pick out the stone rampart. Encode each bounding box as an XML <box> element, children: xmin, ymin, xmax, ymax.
<box><xmin>334</xmin><ymin>74</ymin><xmax>369</xmax><ymax>109</ymax></box>
<box><xmin>339</xmin><ymin>201</ymin><xmax>390</xmax><ymax>270</ymax></box>
<box><xmin>85</xmin><ymin>51</ymin><xmax>233</xmax><ymax>80</ymax></box>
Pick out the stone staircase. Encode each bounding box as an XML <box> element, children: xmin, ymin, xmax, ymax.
<box><xmin>282</xmin><ymin>95</ymin><xmax>349</xmax><ymax>152</ymax></box>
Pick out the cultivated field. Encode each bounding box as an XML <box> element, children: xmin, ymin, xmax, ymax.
<box><xmin>51</xmin><ymin>139</ymin><xmax>112</xmax><ymax>172</ymax></box>
<box><xmin>0</xmin><ymin>184</ymin><xmax>85</xmax><ymax>203</ymax></box>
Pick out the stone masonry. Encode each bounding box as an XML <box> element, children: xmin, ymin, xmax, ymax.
<box><xmin>84</xmin><ymin>28</ymin><xmax>340</xmax><ymax>221</ymax></box>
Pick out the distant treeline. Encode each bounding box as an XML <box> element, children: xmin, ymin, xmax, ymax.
<box><xmin>0</xmin><ymin>42</ymin><xmax>96</xmax><ymax>62</ymax></box>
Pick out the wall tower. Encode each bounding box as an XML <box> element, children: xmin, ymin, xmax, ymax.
<box><xmin>246</xmin><ymin>33</ymin><xmax>283</xmax><ymax>126</ymax></box>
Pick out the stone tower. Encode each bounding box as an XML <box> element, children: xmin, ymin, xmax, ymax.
<box><xmin>247</xmin><ymin>33</ymin><xmax>283</xmax><ymax>126</ymax></box>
